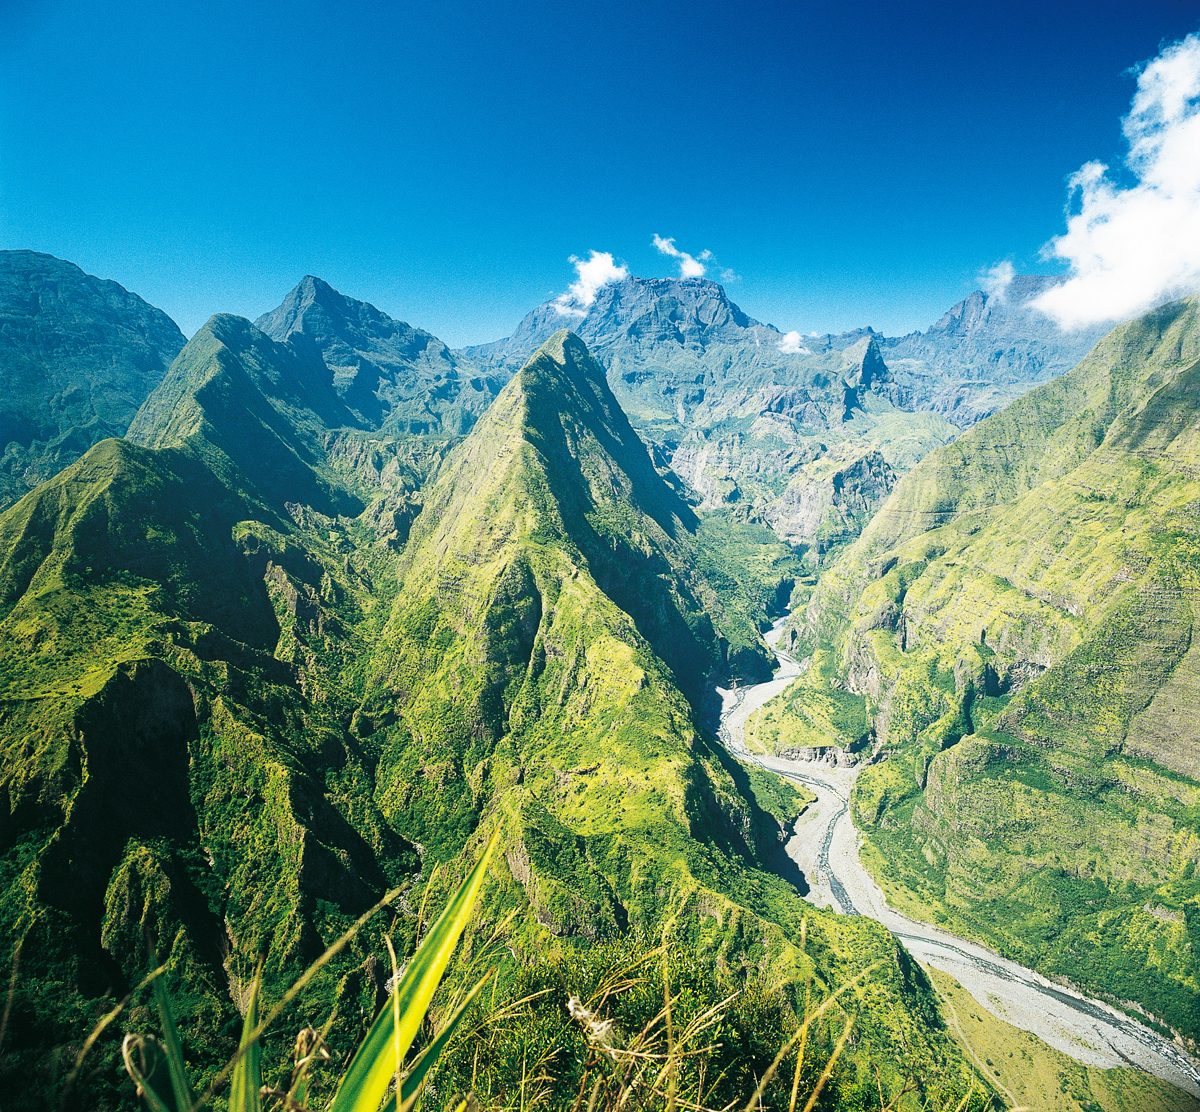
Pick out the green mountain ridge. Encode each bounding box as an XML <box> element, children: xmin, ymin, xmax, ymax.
<box><xmin>0</xmin><ymin>432</ymin><xmax>422</xmax><ymax>1105</ymax></box>
<box><xmin>780</xmin><ymin>294</ymin><xmax>1200</xmax><ymax>1043</ymax></box>
<box><xmin>127</xmin><ymin>312</ymin><xmax>364</xmax><ymax>517</ymax></box>
<box><xmin>0</xmin><ymin>327</ymin><xmax>986</xmax><ymax>1108</ymax></box>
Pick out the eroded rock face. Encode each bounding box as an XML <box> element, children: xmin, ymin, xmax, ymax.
<box><xmin>881</xmin><ymin>276</ymin><xmax>1112</xmax><ymax>427</ymax></box>
<box><xmin>765</xmin><ymin>448</ymin><xmax>896</xmax><ymax>553</ymax></box>
<box><xmin>0</xmin><ymin>251</ymin><xmax>185</xmax><ymax>509</ymax></box>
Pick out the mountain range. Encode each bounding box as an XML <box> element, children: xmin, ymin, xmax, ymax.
<box><xmin>0</xmin><ymin>248</ymin><xmax>1174</xmax><ymax>1110</ymax></box>
<box><xmin>0</xmin><ymin>255</ymin><xmax>1111</xmax><ymax>563</ymax></box>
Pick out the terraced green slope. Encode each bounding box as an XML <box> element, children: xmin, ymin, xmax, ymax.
<box><xmin>789</xmin><ymin>295</ymin><xmax>1200</xmax><ymax>1044</ymax></box>
<box><xmin>0</xmin><ymin>438</ymin><xmax>418</xmax><ymax>1106</ymax></box>
<box><xmin>0</xmin><ymin>324</ymin><xmax>986</xmax><ymax>1108</ymax></box>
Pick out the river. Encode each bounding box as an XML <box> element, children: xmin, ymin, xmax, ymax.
<box><xmin>714</xmin><ymin>618</ymin><xmax>1200</xmax><ymax>1098</ymax></box>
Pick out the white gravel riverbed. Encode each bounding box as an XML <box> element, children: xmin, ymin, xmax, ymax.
<box><xmin>714</xmin><ymin>618</ymin><xmax>1200</xmax><ymax>1098</ymax></box>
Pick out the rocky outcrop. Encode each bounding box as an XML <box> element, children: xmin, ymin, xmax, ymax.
<box><xmin>765</xmin><ymin>448</ymin><xmax>896</xmax><ymax>554</ymax></box>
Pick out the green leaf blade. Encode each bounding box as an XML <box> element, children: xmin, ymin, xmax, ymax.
<box><xmin>228</xmin><ymin>971</ymin><xmax>263</xmax><ymax>1112</ymax></box>
<box><xmin>328</xmin><ymin>829</ymin><xmax>499</xmax><ymax>1112</ymax></box>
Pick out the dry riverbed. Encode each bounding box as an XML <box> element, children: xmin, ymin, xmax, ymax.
<box><xmin>714</xmin><ymin>618</ymin><xmax>1200</xmax><ymax>1102</ymax></box>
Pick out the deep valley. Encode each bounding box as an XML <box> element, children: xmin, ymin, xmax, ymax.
<box><xmin>0</xmin><ymin>249</ymin><xmax>1196</xmax><ymax>1112</ymax></box>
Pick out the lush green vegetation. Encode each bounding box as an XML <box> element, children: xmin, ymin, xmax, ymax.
<box><xmin>745</xmin><ymin>644</ymin><xmax>871</xmax><ymax>755</ymax></box>
<box><xmin>787</xmin><ymin>295</ymin><xmax>1200</xmax><ymax>1044</ymax></box>
<box><xmin>694</xmin><ymin>512</ymin><xmax>805</xmax><ymax>679</ymax></box>
<box><xmin>0</xmin><ymin>327</ymin><xmax>994</xmax><ymax>1108</ymax></box>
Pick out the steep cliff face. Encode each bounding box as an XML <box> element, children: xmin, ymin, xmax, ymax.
<box><xmin>0</xmin><ymin>251</ymin><xmax>185</xmax><ymax>510</ymax></box>
<box><xmin>789</xmin><ymin>295</ymin><xmax>1200</xmax><ymax>1041</ymax></box>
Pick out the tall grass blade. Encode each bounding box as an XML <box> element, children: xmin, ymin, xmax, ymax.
<box><xmin>228</xmin><ymin>969</ymin><xmax>263</xmax><ymax>1112</ymax></box>
<box><xmin>152</xmin><ymin>976</ymin><xmax>197</xmax><ymax>1112</ymax></box>
<box><xmin>121</xmin><ymin>1035</ymin><xmax>178</xmax><ymax>1112</ymax></box>
<box><xmin>328</xmin><ymin>829</ymin><xmax>500</xmax><ymax>1112</ymax></box>
<box><xmin>191</xmin><ymin>885</ymin><xmax>405</xmax><ymax>1112</ymax></box>
<box><xmin>377</xmin><ymin>972</ymin><xmax>492</xmax><ymax>1112</ymax></box>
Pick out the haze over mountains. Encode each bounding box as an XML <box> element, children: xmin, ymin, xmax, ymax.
<box><xmin>0</xmin><ymin>247</ymin><xmax>1189</xmax><ymax>1111</ymax></box>
<box><xmin>0</xmin><ymin>252</ymin><xmax>185</xmax><ymax>511</ymax></box>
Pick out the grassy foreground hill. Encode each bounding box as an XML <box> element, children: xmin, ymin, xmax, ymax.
<box><xmin>782</xmin><ymin>294</ymin><xmax>1200</xmax><ymax>1045</ymax></box>
<box><xmin>0</xmin><ymin>323</ymin><xmax>987</xmax><ymax>1108</ymax></box>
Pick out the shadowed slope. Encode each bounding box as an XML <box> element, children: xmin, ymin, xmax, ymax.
<box><xmin>0</xmin><ymin>250</ymin><xmax>185</xmax><ymax>509</ymax></box>
<box><xmin>127</xmin><ymin>313</ymin><xmax>363</xmax><ymax>516</ymax></box>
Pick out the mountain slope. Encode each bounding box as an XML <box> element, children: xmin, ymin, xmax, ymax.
<box><xmin>255</xmin><ymin>276</ymin><xmax>502</xmax><ymax>435</ymax></box>
<box><xmin>0</xmin><ymin>436</ymin><xmax>419</xmax><ymax>1105</ymax></box>
<box><xmin>349</xmin><ymin>330</ymin><xmax>983</xmax><ymax>1099</ymax></box>
<box><xmin>0</xmin><ymin>327</ymin><xmax>986</xmax><ymax>1107</ymax></box>
<box><xmin>127</xmin><ymin>312</ymin><xmax>367</xmax><ymax>516</ymax></box>
<box><xmin>881</xmin><ymin>275</ymin><xmax>1112</xmax><ymax>427</ymax></box>
<box><xmin>0</xmin><ymin>251</ymin><xmax>185</xmax><ymax>510</ymax></box>
<box><xmin>464</xmin><ymin>277</ymin><xmax>960</xmax><ymax>561</ymax></box>
<box><xmin>784</xmin><ymin>294</ymin><xmax>1200</xmax><ymax>1042</ymax></box>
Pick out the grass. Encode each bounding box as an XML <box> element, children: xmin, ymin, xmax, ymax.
<box><xmin>42</xmin><ymin>836</ymin><xmax>995</xmax><ymax>1112</ymax></box>
<box><xmin>927</xmin><ymin>967</ymin><xmax>1200</xmax><ymax>1112</ymax></box>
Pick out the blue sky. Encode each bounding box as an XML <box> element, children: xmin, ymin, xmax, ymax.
<box><xmin>2</xmin><ymin>0</ymin><xmax>1198</xmax><ymax>344</ymax></box>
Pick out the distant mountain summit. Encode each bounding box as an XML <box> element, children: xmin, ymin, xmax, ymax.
<box><xmin>0</xmin><ymin>250</ymin><xmax>185</xmax><ymax>510</ymax></box>
<box><xmin>881</xmin><ymin>274</ymin><xmax>1113</xmax><ymax>426</ymax></box>
<box><xmin>255</xmin><ymin>276</ymin><xmax>502</xmax><ymax>435</ymax></box>
<box><xmin>463</xmin><ymin>276</ymin><xmax>814</xmax><ymax>428</ymax></box>
<box><xmin>464</xmin><ymin>275</ymin><xmax>956</xmax><ymax>562</ymax></box>
<box><xmin>467</xmin><ymin>276</ymin><xmax>768</xmax><ymax>364</ymax></box>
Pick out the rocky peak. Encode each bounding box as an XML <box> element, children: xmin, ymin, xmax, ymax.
<box><xmin>841</xmin><ymin>336</ymin><xmax>889</xmax><ymax>390</ymax></box>
<box><xmin>255</xmin><ymin>276</ymin><xmax>499</xmax><ymax>435</ymax></box>
<box><xmin>465</xmin><ymin>275</ymin><xmax>773</xmax><ymax>368</ymax></box>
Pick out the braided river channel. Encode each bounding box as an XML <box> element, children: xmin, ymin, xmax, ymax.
<box><xmin>714</xmin><ymin>618</ymin><xmax>1200</xmax><ymax>1098</ymax></box>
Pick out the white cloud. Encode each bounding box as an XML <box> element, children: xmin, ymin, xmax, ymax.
<box><xmin>1033</xmin><ymin>33</ymin><xmax>1200</xmax><ymax>329</ymax></box>
<box><xmin>980</xmin><ymin>260</ymin><xmax>1016</xmax><ymax>302</ymax></box>
<box><xmin>553</xmin><ymin>251</ymin><xmax>629</xmax><ymax>316</ymax></box>
<box><xmin>652</xmin><ymin>234</ymin><xmax>711</xmax><ymax>278</ymax></box>
<box><xmin>778</xmin><ymin>330</ymin><xmax>811</xmax><ymax>355</ymax></box>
